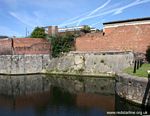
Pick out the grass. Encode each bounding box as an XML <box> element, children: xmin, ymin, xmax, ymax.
<box><xmin>123</xmin><ymin>63</ymin><xmax>150</xmax><ymax>77</ymax></box>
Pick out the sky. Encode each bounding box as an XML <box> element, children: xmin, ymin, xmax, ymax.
<box><xmin>0</xmin><ymin>0</ymin><xmax>150</xmax><ymax>37</ymax></box>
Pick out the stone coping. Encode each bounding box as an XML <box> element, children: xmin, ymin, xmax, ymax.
<box><xmin>116</xmin><ymin>73</ymin><xmax>148</xmax><ymax>82</ymax></box>
<box><xmin>70</xmin><ymin>51</ymin><xmax>133</xmax><ymax>55</ymax></box>
<box><xmin>0</xmin><ymin>72</ymin><xmax>115</xmax><ymax>78</ymax></box>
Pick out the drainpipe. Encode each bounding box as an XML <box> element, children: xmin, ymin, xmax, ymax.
<box><xmin>11</xmin><ymin>37</ymin><xmax>14</xmax><ymax>55</ymax></box>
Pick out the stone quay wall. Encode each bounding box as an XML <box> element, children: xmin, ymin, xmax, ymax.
<box><xmin>116</xmin><ymin>73</ymin><xmax>150</xmax><ymax>106</ymax></box>
<box><xmin>0</xmin><ymin>51</ymin><xmax>134</xmax><ymax>75</ymax></box>
<box><xmin>47</xmin><ymin>51</ymin><xmax>134</xmax><ymax>74</ymax></box>
<box><xmin>0</xmin><ymin>54</ymin><xmax>50</xmax><ymax>74</ymax></box>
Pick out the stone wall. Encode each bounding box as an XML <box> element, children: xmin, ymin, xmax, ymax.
<box><xmin>75</xmin><ymin>24</ymin><xmax>150</xmax><ymax>53</ymax></box>
<box><xmin>0</xmin><ymin>54</ymin><xmax>50</xmax><ymax>74</ymax></box>
<box><xmin>116</xmin><ymin>73</ymin><xmax>150</xmax><ymax>106</ymax></box>
<box><xmin>47</xmin><ymin>51</ymin><xmax>134</xmax><ymax>74</ymax></box>
<box><xmin>0</xmin><ymin>52</ymin><xmax>134</xmax><ymax>75</ymax></box>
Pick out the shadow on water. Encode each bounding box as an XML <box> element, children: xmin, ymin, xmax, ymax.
<box><xmin>142</xmin><ymin>74</ymin><xmax>150</xmax><ymax>114</ymax></box>
<box><xmin>50</xmin><ymin>86</ymin><xmax>76</xmax><ymax>106</ymax></box>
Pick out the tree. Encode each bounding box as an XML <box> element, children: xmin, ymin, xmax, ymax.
<box><xmin>81</xmin><ymin>25</ymin><xmax>91</xmax><ymax>33</ymax></box>
<box><xmin>50</xmin><ymin>33</ymin><xmax>75</xmax><ymax>57</ymax></box>
<box><xmin>30</xmin><ymin>27</ymin><xmax>46</xmax><ymax>38</ymax></box>
<box><xmin>146</xmin><ymin>46</ymin><xmax>150</xmax><ymax>63</ymax></box>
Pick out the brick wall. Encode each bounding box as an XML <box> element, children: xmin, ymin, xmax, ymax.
<box><xmin>75</xmin><ymin>24</ymin><xmax>150</xmax><ymax>53</ymax></box>
<box><xmin>0</xmin><ymin>39</ymin><xmax>12</xmax><ymax>55</ymax></box>
<box><xmin>0</xmin><ymin>38</ymin><xmax>51</xmax><ymax>55</ymax></box>
<box><xmin>13</xmin><ymin>38</ymin><xmax>51</xmax><ymax>54</ymax></box>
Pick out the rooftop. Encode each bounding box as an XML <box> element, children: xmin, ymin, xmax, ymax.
<box><xmin>103</xmin><ymin>17</ymin><xmax>150</xmax><ymax>25</ymax></box>
<box><xmin>0</xmin><ymin>36</ymin><xmax>9</xmax><ymax>39</ymax></box>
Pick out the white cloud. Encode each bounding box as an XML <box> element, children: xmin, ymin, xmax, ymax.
<box><xmin>59</xmin><ymin>0</ymin><xmax>150</xmax><ymax>27</ymax></box>
<box><xmin>7</xmin><ymin>0</ymin><xmax>76</xmax><ymax>28</ymax></box>
<box><xmin>62</xmin><ymin>11</ymin><xmax>91</xmax><ymax>24</ymax></box>
<box><xmin>113</xmin><ymin>0</ymin><xmax>150</xmax><ymax>15</ymax></box>
<box><xmin>59</xmin><ymin>0</ymin><xmax>113</xmax><ymax>26</ymax></box>
<box><xmin>2</xmin><ymin>0</ymin><xmax>150</xmax><ymax>35</ymax></box>
<box><xmin>88</xmin><ymin>0</ymin><xmax>111</xmax><ymax>16</ymax></box>
<box><xmin>9</xmin><ymin>11</ymin><xmax>41</xmax><ymax>27</ymax></box>
<box><xmin>113</xmin><ymin>10</ymin><xmax>123</xmax><ymax>15</ymax></box>
<box><xmin>59</xmin><ymin>3</ymin><xmax>120</xmax><ymax>27</ymax></box>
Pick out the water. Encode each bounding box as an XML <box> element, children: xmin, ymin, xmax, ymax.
<box><xmin>0</xmin><ymin>74</ymin><xmax>143</xmax><ymax>116</ymax></box>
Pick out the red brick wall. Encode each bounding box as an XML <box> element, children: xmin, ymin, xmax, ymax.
<box><xmin>0</xmin><ymin>39</ymin><xmax>12</xmax><ymax>55</ymax></box>
<box><xmin>0</xmin><ymin>38</ymin><xmax>51</xmax><ymax>55</ymax></box>
<box><xmin>75</xmin><ymin>24</ymin><xmax>150</xmax><ymax>53</ymax></box>
<box><xmin>13</xmin><ymin>38</ymin><xmax>51</xmax><ymax>54</ymax></box>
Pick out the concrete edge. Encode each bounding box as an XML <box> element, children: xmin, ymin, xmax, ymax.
<box><xmin>0</xmin><ymin>72</ymin><xmax>115</xmax><ymax>78</ymax></box>
<box><xmin>45</xmin><ymin>72</ymin><xmax>115</xmax><ymax>78</ymax></box>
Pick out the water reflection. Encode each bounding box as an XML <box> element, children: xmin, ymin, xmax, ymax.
<box><xmin>76</xmin><ymin>93</ymin><xmax>115</xmax><ymax>111</ymax></box>
<box><xmin>0</xmin><ymin>74</ymin><xmax>144</xmax><ymax>116</ymax></box>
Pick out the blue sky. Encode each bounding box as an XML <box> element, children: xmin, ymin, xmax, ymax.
<box><xmin>0</xmin><ymin>0</ymin><xmax>150</xmax><ymax>37</ymax></box>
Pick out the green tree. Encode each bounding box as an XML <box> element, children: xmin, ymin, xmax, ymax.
<box><xmin>50</xmin><ymin>33</ymin><xmax>74</xmax><ymax>57</ymax></box>
<box><xmin>146</xmin><ymin>46</ymin><xmax>150</xmax><ymax>63</ymax></box>
<box><xmin>81</xmin><ymin>25</ymin><xmax>91</xmax><ymax>33</ymax></box>
<box><xmin>30</xmin><ymin>27</ymin><xmax>46</xmax><ymax>38</ymax></box>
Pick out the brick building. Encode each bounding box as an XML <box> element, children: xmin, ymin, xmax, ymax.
<box><xmin>75</xmin><ymin>17</ymin><xmax>150</xmax><ymax>53</ymax></box>
<box><xmin>44</xmin><ymin>25</ymin><xmax>97</xmax><ymax>36</ymax></box>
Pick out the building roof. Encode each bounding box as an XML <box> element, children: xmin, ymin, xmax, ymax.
<box><xmin>58</xmin><ymin>25</ymin><xmax>86</xmax><ymax>32</ymax></box>
<box><xmin>103</xmin><ymin>17</ymin><xmax>150</xmax><ymax>25</ymax></box>
<box><xmin>0</xmin><ymin>35</ymin><xmax>9</xmax><ymax>39</ymax></box>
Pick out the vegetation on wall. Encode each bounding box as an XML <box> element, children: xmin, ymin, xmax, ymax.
<box><xmin>48</xmin><ymin>33</ymin><xmax>75</xmax><ymax>57</ymax></box>
<box><xmin>146</xmin><ymin>46</ymin><xmax>150</xmax><ymax>63</ymax></box>
<box><xmin>30</xmin><ymin>27</ymin><xmax>46</xmax><ymax>38</ymax></box>
<box><xmin>30</xmin><ymin>25</ymin><xmax>93</xmax><ymax>57</ymax></box>
<box><xmin>81</xmin><ymin>25</ymin><xmax>91</xmax><ymax>33</ymax></box>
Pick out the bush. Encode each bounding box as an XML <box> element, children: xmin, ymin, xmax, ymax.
<box><xmin>30</xmin><ymin>27</ymin><xmax>46</xmax><ymax>38</ymax></box>
<box><xmin>81</xmin><ymin>25</ymin><xmax>91</xmax><ymax>33</ymax></box>
<box><xmin>49</xmin><ymin>33</ymin><xmax>75</xmax><ymax>57</ymax></box>
<box><xmin>146</xmin><ymin>46</ymin><xmax>150</xmax><ymax>63</ymax></box>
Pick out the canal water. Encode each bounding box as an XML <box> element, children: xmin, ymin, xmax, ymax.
<box><xmin>0</xmin><ymin>75</ymin><xmax>143</xmax><ymax>116</ymax></box>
